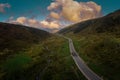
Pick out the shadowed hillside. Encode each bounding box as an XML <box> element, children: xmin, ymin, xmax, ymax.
<box><xmin>58</xmin><ymin>9</ymin><xmax>120</xmax><ymax>80</ymax></box>
<box><xmin>0</xmin><ymin>22</ymin><xmax>50</xmax><ymax>80</ymax></box>
<box><xmin>0</xmin><ymin>22</ymin><xmax>50</xmax><ymax>52</ymax></box>
<box><xmin>0</xmin><ymin>22</ymin><xmax>51</xmax><ymax>66</ymax></box>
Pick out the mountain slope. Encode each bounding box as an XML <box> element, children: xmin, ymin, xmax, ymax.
<box><xmin>58</xmin><ymin>9</ymin><xmax>120</xmax><ymax>80</ymax></box>
<box><xmin>0</xmin><ymin>22</ymin><xmax>51</xmax><ymax>62</ymax></box>
<box><xmin>58</xmin><ymin>9</ymin><xmax>120</xmax><ymax>34</ymax></box>
<box><xmin>0</xmin><ymin>23</ymin><xmax>85</xmax><ymax>80</ymax></box>
<box><xmin>0</xmin><ymin>22</ymin><xmax>52</xmax><ymax>80</ymax></box>
<box><xmin>0</xmin><ymin>22</ymin><xmax>50</xmax><ymax>52</ymax></box>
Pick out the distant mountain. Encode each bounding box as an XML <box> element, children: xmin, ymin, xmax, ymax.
<box><xmin>0</xmin><ymin>22</ymin><xmax>50</xmax><ymax>52</ymax></box>
<box><xmin>58</xmin><ymin>9</ymin><xmax>120</xmax><ymax>34</ymax></box>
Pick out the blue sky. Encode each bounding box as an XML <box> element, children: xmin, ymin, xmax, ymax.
<box><xmin>0</xmin><ymin>0</ymin><xmax>51</xmax><ymax>21</ymax></box>
<box><xmin>0</xmin><ymin>0</ymin><xmax>120</xmax><ymax>21</ymax></box>
<box><xmin>0</xmin><ymin>0</ymin><xmax>120</xmax><ymax>32</ymax></box>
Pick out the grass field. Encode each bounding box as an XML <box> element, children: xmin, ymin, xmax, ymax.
<box><xmin>0</xmin><ymin>35</ymin><xmax>87</xmax><ymax>80</ymax></box>
<box><xmin>66</xmin><ymin>33</ymin><xmax>120</xmax><ymax>80</ymax></box>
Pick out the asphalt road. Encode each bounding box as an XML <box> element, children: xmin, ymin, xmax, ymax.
<box><xmin>64</xmin><ymin>36</ymin><xmax>102</xmax><ymax>80</ymax></box>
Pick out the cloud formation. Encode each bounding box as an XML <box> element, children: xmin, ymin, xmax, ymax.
<box><xmin>0</xmin><ymin>3</ymin><xmax>10</xmax><ymax>13</ymax></box>
<box><xmin>8</xmin><ymin>16</ymin><xmax>60</xmax><ymax>32</ymax></box>
<box><xmin>50</xmin><ymin>12</ymin><xmax>60</xmax><ymax>19</ymax></box>
<box><xmin>6</xmin><ymin>0</ymin><xmax>102</xmax><ymax>33</ymax></box>
<box><xmin>48</xmin><ymin>0</ymin><xmax>102</xmax><ymax>22</ymax></box>
<box><xmin>41</xmin><ymin>20</ymin><xmax>60</xmax><ymax>29</ymax></box>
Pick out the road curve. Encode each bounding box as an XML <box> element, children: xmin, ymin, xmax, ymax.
<box><xmin>64</xmin><ymin>36</ymin><xmax>102</xmax><ymax>80</ymax></box>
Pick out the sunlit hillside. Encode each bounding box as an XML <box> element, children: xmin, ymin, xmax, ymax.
<box><xmin>59</xmin><ymin>9</ymin><xmax>120</xmax><ymax>80</ymax></box>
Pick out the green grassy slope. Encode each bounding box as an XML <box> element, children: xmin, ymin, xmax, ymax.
<box><xmin>0</xmin><ymin>22</ymin><xmax>86</xmax><ymax>80</ymax></box>
<box><xmin>0</xmin><ymin>22</ymin><xmax>50</xmax><ymax>80</ymax></box>
<box><xmin>38</xmin><ymin>36</ymin><xmax>86</xmax><ymax>80</ymax></box>
<box><xmin>0</xmin><ymin>35</ymin><xmax>87</xmax><ymax>80</ymax></box>
<box><xmin>59</xmin><ymin>9</ymin><xmax>120</xmax><ymax>80</ymax></box>
<box><xmin>0</xmin><ymin>22</ymin><xmax>50</xmax><ymax>60</ymax></box>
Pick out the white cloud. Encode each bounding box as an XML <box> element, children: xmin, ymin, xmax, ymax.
<box><xmin>0</xmin><ymin>3</ymin><xmax>10</xmax><ymax>13</ymax></box>
<box><xmin>47</xmin><ymin>0</ymin><xmax>102</xmax><ymax>22</ymax></box>
<box><xmin>41</xmin><ymin>20</ymin><xmax>60</xmax><ymax>29</ymax></box>
<box><xmin>47</xmin><ymin>2</ymin><xmax>59</xmax><ymax>10</ymax></box>
<box><xmin>16</xmin><ymin>17</ymin><xmax>27</xmax><ymax>24</ymax></box>
<box><xmin>7</xmin><ymin>16</ymin><xmax>61</xmax><ymax>32</ymax></box>
<box><xmin>50</xmin><ymin>12</ymin><xmax>60</xmax><ymax>19</ymax></box>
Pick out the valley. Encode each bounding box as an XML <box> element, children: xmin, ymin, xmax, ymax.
<box><xmin>0</xmin><ymin>9</ymin><xmax>120</xmax><ymax>80</ymax></box>
<box><xmin>59</xmin><ymin>9</ymin><xmax>120</xmax><ymax>80</ymax></box>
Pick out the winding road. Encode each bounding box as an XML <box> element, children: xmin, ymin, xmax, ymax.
<box><xmin>64</xmin><ymin>36</ymin><xmax>102</xmax><ymax>80</ymax></box>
